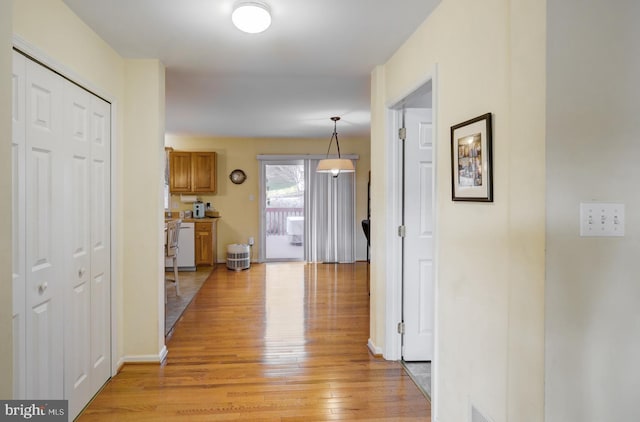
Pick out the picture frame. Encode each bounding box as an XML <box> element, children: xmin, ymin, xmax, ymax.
<box><xmin>450</xmin><ymin>113</ymin><xmax>493</xmax><ymax>202</ymax></box>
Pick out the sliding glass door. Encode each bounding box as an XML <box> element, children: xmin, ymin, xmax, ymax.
<box><xmin>259</xmin><ymin>156</ymin><xmax>356</xmax><ymax>263</ymax></box>
<box><xmin>263</xmin><ymin>161</ymin><xmax>305</xmax><ymax>261</ymax></box>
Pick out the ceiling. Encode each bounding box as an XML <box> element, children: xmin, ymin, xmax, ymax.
<box><xmin>63</xmin><ymin>0</ymin><xmax>440</xmax><ymax>138</ymax></box>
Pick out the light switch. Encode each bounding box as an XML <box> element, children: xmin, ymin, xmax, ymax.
<box><xmin>580</xmin><ymin>202</ymin><xmax>625</xmax><ymax>237</ymax></box>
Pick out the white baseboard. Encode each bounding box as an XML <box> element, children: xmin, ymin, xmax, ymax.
<box><xmin>159</xmin><ymin>345</ymin><xmax>168</xmax><ymax>362</ymax></box>
<box><xmin>367</xmin><ymin>338</ymin><xmax>383</xmax><ymax>357</ymax></box>
<box><xmin>122</xmin><ymin>345</ymin><xmax>167</xmax><ymax>364</ymax></box>
<box><xmin>114</xmin><ymin>357</ymin><xmax>125</xmax><ymax>374</ymax></box>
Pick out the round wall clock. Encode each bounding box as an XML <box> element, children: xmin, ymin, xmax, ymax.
<box><xmin>229</xmin><ymin>169</ymin><xmax>247</xmax><ymax>184</ymax></box>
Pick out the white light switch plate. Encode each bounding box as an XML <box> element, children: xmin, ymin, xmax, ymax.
<box><xmin>580</xmin><ymin>202</ymin><xmax>625</xmax><ymax>237</ymax></box>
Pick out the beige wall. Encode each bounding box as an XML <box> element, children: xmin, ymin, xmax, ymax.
<box><xmin>123</xmin><ymin>60</ymin><xmax>166</xmax><ymax>357</ymax></box>
<box><xmin>368</xmin><ymin>65</ymin><xmax>386</xmax><ymax>354</ymax></box>
<box><xmin>370</xmin><ymin>0</ymin><xmax>545</xmax><ymax>420</ymax></box>
<box><xmin>0</xmin><ymin>0</ymin><xmax>13</xmax><ymax>399</ymax></box>
<box><xmin>165</xmin><ymin>135</ymin><xmax>371</xmax><ymax>262</ymax></box>
<box><xmin>546</xmin><ymin>0</ymin><xmax>640</xmax><ymax>420</ymax></box>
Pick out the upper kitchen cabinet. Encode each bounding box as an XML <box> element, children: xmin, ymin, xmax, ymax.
<box><xmin>192</xmin><ymin>152</ymin><xmax>217</xmax><ymax>192</ymax></box>
<box><xmin>169</xmin><ymin>151</ymin><xmax>217</xmax><ymax>193</ymax></box>
<box><xmin>169</xmin><ymin>151</ymin><xmax>191</xmax><ymax>192</ymax></box>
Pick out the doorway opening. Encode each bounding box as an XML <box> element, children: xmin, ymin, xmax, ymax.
<box><xmin>263</xmin><ymin>161</ymin><xmax>305</xmax><ymax>261</ymax></box>
<box><xmin>386</xmin><ymin>75</ymin><xmax>437</xmax><ymax>403</ymax></box>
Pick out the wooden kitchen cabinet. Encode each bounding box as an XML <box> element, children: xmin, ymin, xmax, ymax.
<box><xmin>169</xmin><ymin>151</ymin><xmax>216</xmax><ymax>193</ymax></box>
<box><xmin>195</xmin><ymin>219</ymin><xmax>218</xmax><ymax>267</ymax></box>
<box><xmin>169</xmin><ymin>151</ymin><xmax>191</xmax><ymax>192</ymax></box>
<box><xmin>192</xmin><ymin>152</ymin><xmax>217</xmax><ymax>192</ymax></box>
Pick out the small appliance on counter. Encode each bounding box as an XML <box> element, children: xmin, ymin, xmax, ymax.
<box><xmin>193</xmin><ymin>201</ymin><xmax>205</xmax><ymax>218</ymax></box>
<box><xmin>204</xmin><ymin>202</ymin><xmax>220</xmax><ymax>218</ymax></box>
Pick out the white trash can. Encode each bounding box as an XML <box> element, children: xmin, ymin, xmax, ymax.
<box><xmin>226</xmin><ymin>244</ymin><xmax>250</xmax><ymax>271</ymax></box>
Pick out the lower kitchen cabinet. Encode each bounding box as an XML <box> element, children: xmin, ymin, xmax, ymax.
<box><xmin>195</xmin><ymin>219</ymin><xmax>218</xmax><ymax>267</ymax></box>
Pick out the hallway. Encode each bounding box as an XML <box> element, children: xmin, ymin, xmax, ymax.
<box><xmin>79</xmin><ymin>262</ymin><xmax>430</xmax><ymax>421</ymax></box>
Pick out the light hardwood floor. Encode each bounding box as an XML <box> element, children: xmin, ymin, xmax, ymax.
<box><xmin>79</xmin><ymin>262</ymin><xmax>430</xmax><ymax>421</ymax></box>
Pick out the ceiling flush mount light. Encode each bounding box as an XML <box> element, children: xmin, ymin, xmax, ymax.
<box><xmin>232</xmin><ymin>1</ymin><xmax>272</xmax><ymax>34</ymax></box>
<box><xmin>316</xmin><ymin>117</ymin><xmax>355</xmax><ymax>177</ymax></box>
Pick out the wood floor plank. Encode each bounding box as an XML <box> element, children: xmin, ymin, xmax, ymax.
<box><xmin>79</xmin><ymin>262</ymin><xmax>430</xmax><ymax>421</ymax></box>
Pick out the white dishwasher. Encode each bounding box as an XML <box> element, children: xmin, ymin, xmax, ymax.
<box><xmin>165</xmin><ymin>222</ymin><xmax>196</xmax><ymax>271</ymax></box>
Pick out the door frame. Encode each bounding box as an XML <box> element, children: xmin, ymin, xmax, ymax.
<box><xmin>13</xmin><ymin>35</ymin><xmax>120</xmax><ymax>378</ymax></box>
<box><xmin>384</xmin><ymin>66</ymin><xmax>439</xmax><ymax>415</ymax></box>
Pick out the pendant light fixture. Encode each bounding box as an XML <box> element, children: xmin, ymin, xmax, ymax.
<box><xmin>316</xmin><ymin>117</ymin><xmax>355</xmax><ymax>177</ymax></box>
<box><xmin>232</xmin><ymin>1</ymin><xmax>272</xmax><ymax>34</ymax></box>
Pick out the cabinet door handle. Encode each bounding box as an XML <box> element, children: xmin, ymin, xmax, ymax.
<box><xmin>78</xmin><ymin>268</ymin><xmax>86</xmax><ymax>278</ymax></box>
<box><xmin>38</xmin><ymin>282</ymin><xmax>48</xmax><ymax>294</ymax></box>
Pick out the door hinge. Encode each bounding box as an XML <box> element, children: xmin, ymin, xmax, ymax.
<box><xmin>397</xmin><ymin>321</ymin><xmax>405</xmax><ymax>334</ymax></box>
<box><xmin>398</xmin><ymin>225</ymin><xmax>406</xmax><ymax>237</ymax></box>
<box><xmin>398</xmin><ymin>127</ymin><xmax>406</xmax><ymax>141</ymax></box>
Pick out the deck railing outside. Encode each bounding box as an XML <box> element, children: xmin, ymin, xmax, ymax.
<box><xmin>266</xmin><ymin>207</ymin><xmax>303</xmax><ymax>235</ymax></box>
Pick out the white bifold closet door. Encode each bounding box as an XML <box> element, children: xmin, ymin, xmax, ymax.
<box><xmin>12</xmin><ymin>50</ymin><xmax>111</xmax><ymax>419</ymax></box>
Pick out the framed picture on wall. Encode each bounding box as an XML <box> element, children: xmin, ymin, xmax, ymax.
<box><xmin>450</xmin><ymin>113</ymin><xmax>493</xmax><ymax>202</ymax></box>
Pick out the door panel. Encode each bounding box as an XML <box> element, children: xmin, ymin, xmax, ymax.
<box><xmin>419</xmin><ymin>163</ymin><xmax>434</xmax><ymax>237</ymax></box>
<box><xmin>31</xmin><ymin>151</ymin><xmax>54</xmax><ymax>261</ymax></box>
<box><xmin>69</xmin><ymin>282</ymin><xmax>90</xmax><ymax>391</ymax></box>
<box><xmin>25</xmin><ymin>60</ymin><xmax>64</xmax><ymax>399</ymax></box>
<box><xmin>402</xmin><ymin>108</ymin><xmax>435</xmax><ymax>361</ymax></box>
<box><xmin>90</xmin><ymin>96</ymin><xmax>111</xmax><ymax>392</ymax></box>
<box><xmin>65</xmin><ymin>83</ymin><xmax>93</xmax><ymax>415</ymax></box>
<box><xmin>91</xmin><ymin>273</ymin><xmax>108</xmax><ymax>372</ymax></box>
<box><xmin>71</xmin><ymin>155</ymin><xmax>89</xmax><ymax>255</ymax></box>
<box><xmin>30</xmin><ymin>300</ymin><xmax>59</xmax><ymax>398</ymax></box>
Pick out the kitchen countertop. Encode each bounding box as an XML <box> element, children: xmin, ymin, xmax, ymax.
<box><xmin>165</xmin><ymin>216</ymin><xmax>220</xmax><ymax>223</ymax></box>
<box><xmin>165</xmin><ymin>210</ymin><xmax>221</xmax><ymax>222</ymax></box>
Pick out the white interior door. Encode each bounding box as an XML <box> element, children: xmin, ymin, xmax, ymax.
<box><xmin>402</xmin><ymin>107</ymin><xmax>435</xmax><ymax>361</ymax></box>
<box><xmin>25</xmin><ymin>53</ymin><xmax>65</xmax><ymax>399</ymax></box>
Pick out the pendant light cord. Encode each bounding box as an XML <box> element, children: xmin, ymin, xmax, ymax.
<box><xmin>325</xmin><ymin>117</ymin><xmax>342</xmax><ymax>158</ymax></box>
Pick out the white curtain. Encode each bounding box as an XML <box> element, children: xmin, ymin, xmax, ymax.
<box><xmin>305</xmin><ymin>159</ymin><xmax>356</xmax><ymax>263</ymax></box>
